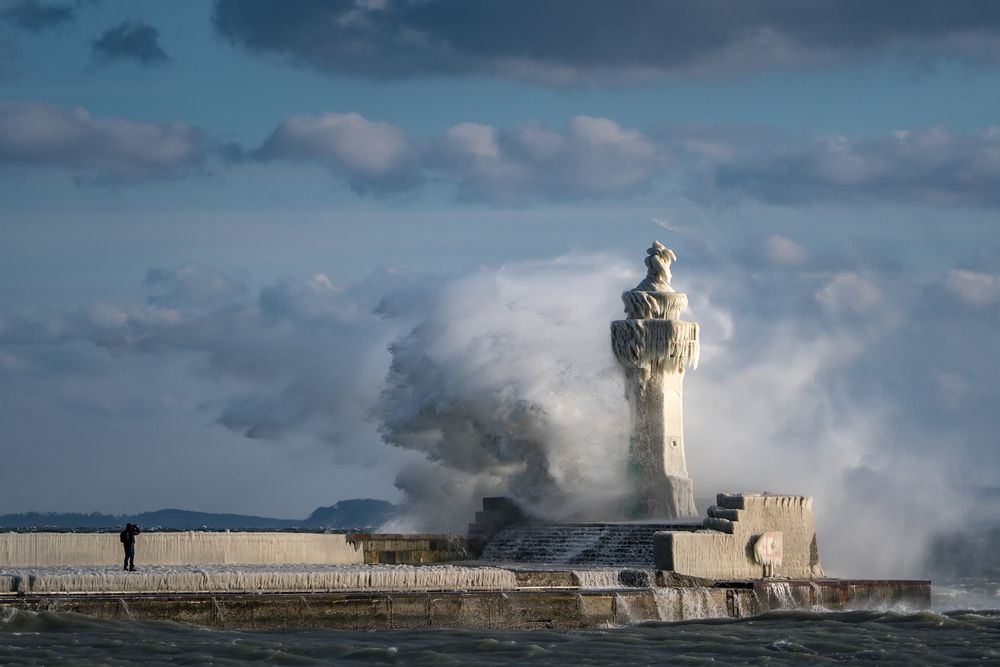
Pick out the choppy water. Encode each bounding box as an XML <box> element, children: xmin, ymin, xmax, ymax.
<box><xmin>1</xmin><ymin>605</ymin><xmax>998</xmax><ymax>665</ymax></box>
<box><xmin>1</xmin><ymin>576</ymin><xmax>997</xmax><ymax>665</ymax></box>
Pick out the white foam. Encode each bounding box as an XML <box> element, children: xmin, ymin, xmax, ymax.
<box><xmin>768</xmin><ymin>581</ymin><xmax>797</xmax><ymax>608</ymax></box>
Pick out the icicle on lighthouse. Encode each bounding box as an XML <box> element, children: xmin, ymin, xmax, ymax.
<box><xmin>611</xmin><ymin>241</ymin><xmax>700</xmax><ymax>519</ymax></box>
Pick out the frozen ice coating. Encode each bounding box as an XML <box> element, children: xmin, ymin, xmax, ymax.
<box><xmin>635</xmin><ymin>240</ymin><xmax>677</xmax><ymax>292</ymax></box>
<box><xmin>0</xmin><ymin>564</ymin><xmax>517</xmax><ymax>594</ymax></box>
<box><xmin>611</xmin><ymin>241</ymin><xmax>699</xmax><ymax>519</ymax></box>
<box><xmin>0</xmin><ymin>532</ymin><xmax>363</xmax><ymax>567</ymax></box>
<box><xmin>652</xmin><ymin>587</ymin><xmax>729</xmax><ymax>621</ymax></box>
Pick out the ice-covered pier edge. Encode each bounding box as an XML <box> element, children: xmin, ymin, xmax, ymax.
<box><xmin>611</xmin><ymin>241</ymin><xmax>699</xmax><ymax>519</ymax></box>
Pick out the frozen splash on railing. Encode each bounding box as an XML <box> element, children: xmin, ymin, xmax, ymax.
<box><xmin>0</xmin><ymin>564</ymin><xmax>518</xmax><ymax>594</ymax></box>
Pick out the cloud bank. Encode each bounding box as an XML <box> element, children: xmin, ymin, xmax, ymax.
<box><xmin>253</xmin><ymin>113</ymin><xmax>665</xmax><ymax>202</ymax></box>
<box><xmin>0</xmin><ymin>102</ymin><xmax>208</xmax><ymax>184</ymax></box>
<box><xmin>4</xmin><ymin>244</ymin><xmax>999</xmax><ymax>576</ymax></box>
<box><xmin>4</xmin><ymin>102</ymin><xmax>1000</xmax><ymax>208</ymax></box>
<box><xmin>706</xmin><ymin>125</ymin><xmax>1000</xmax><ymax>207</ymax></box>
<box><xmin>254</xmin><ymin>112</ymin><xmax>417</xmax><ymax>192</ymax></box>
<box><xmin>213</xmin><ymin>0</ymin><xmax>1000</xmax><ymax>84</ymax></box>
<box><xmin>250</xmin><ymin>112</ymin><xmax>1000</xmax><ymax>208</ymax></box>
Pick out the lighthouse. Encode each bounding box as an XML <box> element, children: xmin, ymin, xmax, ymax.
<box><xmin>611</xmin><ymin>241</ymin><xmax>700</xmax><ymax>519</ymax></box>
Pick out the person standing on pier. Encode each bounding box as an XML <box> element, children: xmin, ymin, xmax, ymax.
<box><xmin>119</xmin><ymin>523</ymin><xmax>140</xmax><ymax>571</ymax></box>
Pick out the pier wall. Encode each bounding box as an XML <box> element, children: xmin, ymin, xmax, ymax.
<box><xmin>0</xmin><ymin>579</ymin><xmax>931</xmax><ymax>630</ymax></box>
<box><xmin>0</xmin><ymin>532</ymin><xmax>363</xmax><ymax>567</ymax></box>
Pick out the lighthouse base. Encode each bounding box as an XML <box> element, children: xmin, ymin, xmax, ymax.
<box><xmin>631</xmin><ymin>474</ymin><xmax>698</xmax><ymax>521</ymax></box>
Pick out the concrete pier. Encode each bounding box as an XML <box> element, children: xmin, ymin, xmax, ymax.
<box><xmin>0</xmin><ymin>526</ymin><xmax>931</xmax><ymax>628</ymax></box>
<box><xmin>0</xmin><ymin>576</ymin><xmax>931</xmax><ymax>629</ymax></box>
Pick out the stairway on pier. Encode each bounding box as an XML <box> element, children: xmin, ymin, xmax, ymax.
<box><xmin>480</xmin><ymin>522</ymin><xmax>698</xmax><ymax>567</ymax></box>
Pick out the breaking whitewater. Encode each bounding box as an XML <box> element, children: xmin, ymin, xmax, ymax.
<box><xmin>1</xmin><ymin>578</ymin><xmax>998</xmax><ymax>665</ymax></box>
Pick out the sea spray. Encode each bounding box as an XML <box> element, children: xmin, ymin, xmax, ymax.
<box><xmin>613</xmin><ymin>592</ymin><xmax>640</xmax><ymax>623</ymax></box>
<box><xmin>652</xmin><ymin>588</ymin><xmax>680</xmax><ymax>621</ymax></box>
<box><xmin>378</xmin><ymin>256</ymin><xmax>634</xmax><ymax>531</ymax></box>
<box><xmin>652</xmin><ymin>588</ymin><xmax>728</xmax><ymax>621</ymax></box>
<box><xmin>769</xmin><ymin>582</ymin><xmax>797</xmax><ymax>609</ymax></box>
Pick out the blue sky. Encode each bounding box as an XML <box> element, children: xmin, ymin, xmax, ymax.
<box><xmin>4</xmin><ymin>0</ymin><xmax>999</xmax><ymax>304</ymax></box>
<box><xmin>1</xmin><ymin>2</ymin><xmax>999</xmax><ymax>566</ymax></box>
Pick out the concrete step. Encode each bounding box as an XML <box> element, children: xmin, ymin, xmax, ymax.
<box><xmin>480</xmin><ymin>523</ymin><xmax>697</xmax><ymax>567</ymax></box>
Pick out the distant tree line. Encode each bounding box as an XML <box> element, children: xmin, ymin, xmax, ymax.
<box><xmin>0</xmin><ymin>499</ymin><xmax>397</xmax><ymax>532</ymax></box>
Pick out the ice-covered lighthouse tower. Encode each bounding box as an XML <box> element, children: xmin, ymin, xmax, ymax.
<box><xmin>611</xmin><ymin>241</ymin><xmax>700</xmax><ymax>519</ymax></box>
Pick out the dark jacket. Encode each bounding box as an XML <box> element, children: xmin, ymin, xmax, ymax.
<box><xmin>119</xmin><ymin>526</ymin><xmax>139</xmax><ymax>548</ymax></box>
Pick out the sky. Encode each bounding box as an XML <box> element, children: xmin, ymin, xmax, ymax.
<box><xmin>1</xmin><ymin>0</ymin><xmax>1000</xmax><ymax>575</ymax></box>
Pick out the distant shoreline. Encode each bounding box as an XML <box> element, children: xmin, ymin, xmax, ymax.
<box><xmin>0</xmin><ymin>498</ymin><xmax>397</xmax><ymax>532</ymax></box>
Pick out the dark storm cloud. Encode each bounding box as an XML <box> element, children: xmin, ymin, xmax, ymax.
<box><xmin>0</xmin><ymin>101</ymin><xmax>208</xmax><ymax>184</ymax></box>
<box><xmin>91</xmin><ymin>18</ymin><xmax>169</xmax><ymax>66</ymax></box>
<box><xmin>0</xmin><ymin>0</ymin><xmax>75</xmax><ymax>32</ymax></box>
<box><xmin>212</xmin><ymin>0</ymin><xmax>1000</xmax><ymax>83</ymax></box>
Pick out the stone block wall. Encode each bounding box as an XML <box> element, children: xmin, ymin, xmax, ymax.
<box><xmin>347</xmin><ymin>534</ymin><xmax>469</xmax><ymax>564</ymax></box>
<box><xmin>654</xmin><ymin>493</ymin><xmax>825</xmax><ymax>580</ymax></box>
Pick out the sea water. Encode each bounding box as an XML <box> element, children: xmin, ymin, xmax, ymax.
<box><xmin>1</xmin><ymin>578</ymin><xmax>997</xmax><ymax>665</ymax></box>
<box><xmin>1</xmin><ymin>607</ymin><xmax>998</xmax><ymax>665</ymax></box>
